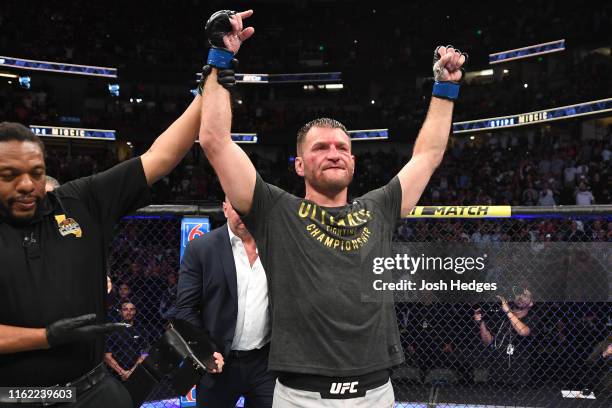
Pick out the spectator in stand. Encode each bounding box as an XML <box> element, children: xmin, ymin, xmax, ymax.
<box><xmin>104</xmin><ymin>302</ymin><xmax>148</xmax><ymax>381</ymax></box>
<box><xmin>109</xmin><ymin>282</ymin><xmax>134</xmax><ymax>322</ymax></box>
<box><xmin>575</xmin><ymin>182</ymin><xmax>595</xmax><ymax>205</ymax></box>
<box><xmin>45</xmin><ymin>175</ymin><xmax>60</xmax><ymax>192</ymax></box>
<box><xmin>601</xmin><ymin>143</ymin><xmax>611</xmax><ymax>163</ymax></box>
<box><xmin>563</xmin><ymin>159</ymin><xmax>578</xmax><ymax>188</ymax></box>
<box><xmin>159</xmin><ymin>272</ymin><xmax>178</xmax><ymax>321</ymax></box>
<box><xmin>565</xmin><ymin>221</ymin><xmax>587</xmax><ymax>242</ymax></box>
<box><xmin>537</xmin><ymin>186</ymin><xmax>556</xmax><ymax>206</ymax></box>
<box><xmin>576</xmin><ymin>161</ymin><xmax>590</xmax><ymax>183</ymax></box>
<box><xmin>522</xmin><ymin>182</ymin><xmax>538</xmax><ymax>205</ymax></box>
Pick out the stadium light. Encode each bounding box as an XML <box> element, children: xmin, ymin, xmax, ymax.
<box><xmin>18</xmin><ymin>76</ymin><xmax>31</xmax><ymax>89</ymax></box>
<box><xmin>108</xmin><ymin>84</ymin><xmax>120</xmax><ymax>97</ymax></box>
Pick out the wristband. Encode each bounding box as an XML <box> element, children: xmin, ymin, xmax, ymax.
<box><xmin>207</xmin><ymin>47</ymin><xmax>234</xmax><ymax>69</ymax></box>
<box><xmin>432</xmin><ymin>81</ymin><xmax>460</xmax><ymax>101</ymax></box>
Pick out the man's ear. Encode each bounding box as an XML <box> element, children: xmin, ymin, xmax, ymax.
<box><xmin>222</xmin><ymin>201</ymin><xmax>229</xmax><ymax>218</ymax></box>
<box><xmin>295</xmin><ymin>156</ymin><xmax>304</xmax><ymax>177</ymax></box>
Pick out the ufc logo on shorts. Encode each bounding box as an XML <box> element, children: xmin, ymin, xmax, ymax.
<box><xmin>329</xmin><ymin>381</ymin><xmax>359</xmax><ymax>395</ymax></box>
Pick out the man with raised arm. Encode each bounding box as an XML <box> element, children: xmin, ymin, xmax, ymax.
<box><xmin>199</xmin><ymin>9</ymin><xmax>466</xmax><ymax>407</ymax></box>
<box><xmin>0</xmin><ymin>88</ymin><xmax>226</xmax><ymax>406</ymax></box>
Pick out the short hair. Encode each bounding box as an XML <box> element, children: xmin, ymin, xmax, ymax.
<box><xmin>121</xmin><ymin>301</ymin><xmax>136</xmax><ymax>310</ymax></box>
<box><xmin>296</xmin><ymin>117</ymin><xmax>350</xmax><ymax>155</ymax></box>
<box><xmin>45</xmin><ymin>175</ymin><xmax>60</xmax><ymax>188</ymax></box>
<box><xmin>0</xmin><ymin>122</ymin><xmax>45</xmax><ymax>155</ymax></box>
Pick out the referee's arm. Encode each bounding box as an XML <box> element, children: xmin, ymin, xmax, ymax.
<box><xmin>0</xmin><ymin>324</ymin><xmax>48</xmax><ymax>353</ymax></box>
<box><xmin>140</xmin><ymin>95</ymin><xmax>203</xmax><ymax>186</ymax></box>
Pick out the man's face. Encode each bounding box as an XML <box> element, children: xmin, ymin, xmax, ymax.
<box><xmin>0</xmin><ymin>141</ymin><xmax>46</xmax><ymax>221</ymax></box>
<box><xmin>223</xmin><ymin>199</ymin><xmax>248</xmax><ymax>237</ymax></box>
<box><xmin>514</xmin><ymin>291</ymin><xmax>533</xmax><ymax>309</ymax></box>
<box><xmin>295</xmin><ymin>127</ymin><xmax>355</xmax><ymax>195</ymax></box>
<box><xmin>121</xmin><ymin>303</ymin><xmax>136</xmax><ymax>323</ymax></box>
<box><xmin>119</xmin><ymin>284</ymin><xmax>131</xmax><ymax>299</ymax></box>
<box><xmin>130</xmin><ymin>263</ymin><xmax>141</xmax><ymax>274</ymax></box>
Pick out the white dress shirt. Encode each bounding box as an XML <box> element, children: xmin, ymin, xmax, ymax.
<box><xmin>228</xmin><ymin>226</ymin><xmax>270</xmax><ymax>351</ymax></box>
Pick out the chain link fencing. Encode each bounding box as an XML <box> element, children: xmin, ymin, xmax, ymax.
<box><xmin>105</xmin><ymin>207</ymin><xmax>611</xmax><ymax>407</ymax></box>
<box><xmin>391</xmin><ymin>213</ymin><xmax>610</xmax><ymax>407</ymax></box>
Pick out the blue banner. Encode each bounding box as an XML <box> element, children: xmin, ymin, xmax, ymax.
<box><xmin>0</xmin><ymin>56</ymin><xmax>117</xmax><ymax>78</ymax></box>
<box><xmin>196</xmin><ymin>72</ymin><xmax>341</xmax><ymax>84</ymax></box>
<box><xmin>29</xmin><ymin>125</ymin><xmax>116</xmax><ymax>140</ymax></box>
<box><xmin>489</xmin><ymin>39</ymin><xmax>565</xmax><ymax>64</ymax></box>
<box><xmin>349</xmin><ymin>128</ymin><xmax>389</xmax><ymax>141</ymax></box>
<box><xmin>452</xmin><ymin>98</ymin><xmax>612</xmax><ymax>134</ymax></box>
<box><xmin>231</xmin><ymin>133</ymin><xmax>258</xmax><ymax>143</ymax></box>
<box><xmin>192</xmin><ymin>134</ymin><xmax>258</xmax><ymax>144</ymax></box>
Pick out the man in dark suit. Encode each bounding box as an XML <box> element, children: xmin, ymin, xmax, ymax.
<box><xmin>175</xmin><ymin>196</ymin><xmax>275</xmax><ymax>407</ymax></box>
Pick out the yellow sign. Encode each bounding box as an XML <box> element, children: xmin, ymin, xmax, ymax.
<box><xmin>406</xmin><ymin>206</ymin><xmax>511</xmax><ymax>218</ymax></box>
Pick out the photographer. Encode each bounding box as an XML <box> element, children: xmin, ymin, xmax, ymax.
<box><xmin>473</xmin><ymin>289</ymin><xmax>538</xmax><ymax>385</ymax></box>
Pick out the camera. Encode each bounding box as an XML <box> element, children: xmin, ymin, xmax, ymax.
<box><xmin>479</xmin><ymin>303</ymin><xmax>502</xmax><ymax>317</ymax></box>
<box><xmin>477</xmin><ymin>298</ymin><xmax>512</xmax><ymax>322</ymax></box>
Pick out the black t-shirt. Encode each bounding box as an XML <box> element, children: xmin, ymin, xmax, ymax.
<box><xmin>480</xmin><ymin>310</ymin><xmax>540</xmax><ymax>382</ymax></box>
<box><xmin>0</xmin><ymin>158</ymin><xmax>151</xmax><ymax>386</ymax></box>
<box><xmin>487</xmin><ymin>310</ymin><xmax>539</xmax><ymax>357</ymax></box>
<box><xmin>243</xmin><ymin>174</ymin><xmax>404</xmax><ymax>376</ymax></box>
<box><xmin>106</xmin><ymin>325</ymin><xmax>148</xmax><ymax>371</ymax></box>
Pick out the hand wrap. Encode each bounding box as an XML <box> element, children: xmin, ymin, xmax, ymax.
<box><xmin>432</xmin><ymin>45</ymin><xmax>468</xmax><ymax>101</ymax></box>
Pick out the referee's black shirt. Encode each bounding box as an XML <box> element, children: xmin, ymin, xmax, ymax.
<box><xmin>0</xmin><ymin>158</ymin><xmax>151</xmax><ymax>386</ymax></box>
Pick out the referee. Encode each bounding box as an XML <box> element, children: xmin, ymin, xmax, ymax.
<box><xmin>0</xmin><ymin>94</ymin><xmax>210</xmax><ymax>406</ymax></box>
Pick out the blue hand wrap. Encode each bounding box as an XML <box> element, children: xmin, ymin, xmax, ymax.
<box><xmin>207</xmin><ymin>47</ymin><xmax>234</xmax><ymax>69</ymax></box>
<box><xmin>432</xmin><ymin>81</ymin><xmax>461</xmax><ymax>101</ymax></box>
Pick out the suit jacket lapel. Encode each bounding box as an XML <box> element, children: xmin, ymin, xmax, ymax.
<box><xmin>218</xmin><ymin>224</ymin><xmax>238</xmax><ymax>311</ymax></box>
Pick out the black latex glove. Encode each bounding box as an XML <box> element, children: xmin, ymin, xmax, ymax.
<box><xmin>46</xmin><ymin>313</ymin><xmax>129</xmax><ymax>348</ymax></box>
